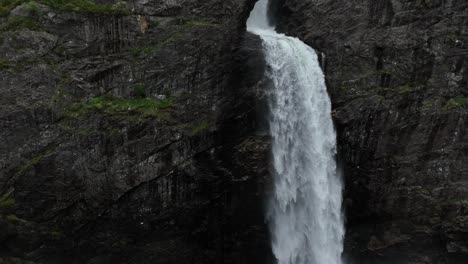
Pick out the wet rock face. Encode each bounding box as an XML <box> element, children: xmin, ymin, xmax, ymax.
<box><xmin>274</xmin><ymin>0</ymin><xmax>468</xmax><ymax>263</ymax></box>
<box><xmin>0</xmin><ymin>0</ymin><xmax>274</xmax><ymax>263</ymax></box>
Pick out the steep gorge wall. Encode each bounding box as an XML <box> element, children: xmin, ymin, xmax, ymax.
<box><xmin>274</xmin><ymin>0</ymin><xmax>468</xmax><ymax>263</ymax></box>
<box><xmin>0</xmin><ymin>0</ymin><xmax>274</xmax><ymax>263</ymax></box>
<box><xmin>4</xmin><ymin>0</ymin><xmax>467</xmax><ymax>263</ymax></box>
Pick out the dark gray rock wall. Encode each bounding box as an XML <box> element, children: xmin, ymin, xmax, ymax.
<box><xmin>274</xmin><ymin>0</ymin><xmax>468</xmax><ymax>263</ymax></box>
<box><xmin>0</xmin><ymin>0</ymin><xmax>274</xmax><ymax>263</ymax></box>
<box><xmin>4</xmin><ymin>0</ymin><xmax>467</xmax><ymax>263</ymax></box>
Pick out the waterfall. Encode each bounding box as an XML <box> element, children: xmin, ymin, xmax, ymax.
<box><xmin>247</xmin><ymin>1</ymin><xmax>345</xmax><ymax>264</ymax></box>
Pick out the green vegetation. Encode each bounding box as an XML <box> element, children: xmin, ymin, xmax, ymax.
<box><xmin>66</xmin><ymin>95</ymin><xmax>174</xmax><ymax>120</ymax></box>
<box><xmin>0</xmin><ymin>15</ymin><xmax>40</xmax><ymax>31</ymax></box>
<box><xmin>111</xmin><ymin>239</ymin><xmax>128</xmax><ymax>249</ymax></box>
<box><xmin>421</xmin><ymin>100</ymin><xmax>435</xmax><ymax>111</ymax></box>
<box><xmin>159</xmin><ymin>31</ymin><xmax>182</xmax><ymax>45</ymax></box>
<box><xmin>129</xmin><ymin>31</ymin><xmax>183</xmax><ymax>57</ymax></box>
<box><xmin>444</xmin><ymin>97</ymin><xmax>468</xmax><ymax>109</ymax></box>
<box><xmin>50</xmin><ymin>90</ymin><xmax>64</xmax><ymax>105</ymax></box>
<box><xmin>4</xmin><ymin>214</ymin><xmax>19</xmax><ymax>222</ymax></box>
<box><xmin>130</xmin><ymin>19</ymin><xmax>212</xmax><ymax>57</ymax></box>
<box><xmin>129</xmin><ymin>46</ymin><xmax>153</xmax><ymax>57</ymax></box>
<box><xmin>0</xmin><ymin>0</ymin><xmax>26</xmax><ymax>17</ymax></box>
<box><xmin>15</xmin><ymin>149</ymin><xmax>54</xmax><ymax>177</ymax></box>
<box><xmin>150</xmin><ymin>19</ymin><xmax>159</xmax><ymax>28</ymax></box>
<box><xmin>0</xmin><ymin>58</ymin><xmax>45</xmax><ymax>73</ymax></box>
<box><xmin>447</xmin><ymin>33</ymin><xmax>468</xmax><ymax>42</ymax></box>
<box><xmin>376</xmin><ymin>68</ymin><xmax>392</xmax><ymax>74</ymax></box>
<box><xmin>58</xmin><ymin>123</ymin><xmax>96</xmax><ymax>136</ymax></box>
<box><xmin>49</xmin><ymin>227</ymin><xmax>64</xmax><ymax>239</ymax></box>
<box><xmin>0</xmin><ymin>192</ymin><xmax>15</xmax><ymax>207</ymax></box>
<box><xmin>0</xmin><ymin>0</ymin><xmax>43</xmax><ymax>17</ymax></box>
<box><xmin>25</xmin><ymin>0</ymin><xmax>41</xmax><ymax>15</ymax></box>
<box><xmin>0</xmin><ymin>59</ymin><xmax>10</xmax><ymax>69</ymax></box>
<box><xmin>0</xmin><ymin>0</ymin><xmax>130</xmax><ymax>16</ymax></box>
<box><xmin>191</xmin><ymin>120</ymin><xmax>211</xmax><ymax>135</ymax></box>
<box><xmin>185</xmin><ymin>18</ymin><xmax>211</xmax><ymax>26</ymax></box>
<box><xmin>398</xmin><ymin>84</ymin><xmax>415</xmax><ymax>94</ymax></box>
<box><xmin>41</xmin><ymin>0</ymin><xmax>128</xmax><ymax>14</ymax></box>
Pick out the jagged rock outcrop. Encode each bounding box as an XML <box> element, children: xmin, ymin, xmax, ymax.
<box><xmin>0</xmin><ymin>0</ymin><xmax>273</xmax><ymax>263</ymax></box>
<box><xmin>274</xmin><ymin>0</ymin><xmax>468</xmax><ymax>263</ymax></box>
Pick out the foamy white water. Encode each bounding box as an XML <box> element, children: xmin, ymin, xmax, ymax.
<box><xmin>247</xmin><ymin>1</ymin><xmax>345</xmax><ymax>263</ymax></box>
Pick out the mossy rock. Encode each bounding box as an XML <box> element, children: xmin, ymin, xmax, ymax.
<box><xmin>14</xmin><ymin>148</ymin><xmax>55</xmax><ymax>177</ymax></box>
<box><xmin>41</xmin><ymin>0</ymin><xmax>128</xmax><ymax>14</ymax></box>
<box><xmin>66</xmin><ymin>95</ymin><xmax>174</xmax><ymax>121</ymax></box>
<box><xmin>0</xmin><ymin>192</ymin><xmax>15</xmax><ymax>207</ymax></box>
<box><xmin>444</xmin><ymin>97</ymin><xmax>468</xmax><ymax>109</ymax></box>
<box><xmin>398</xmin><ymin>84</ymin><xmax>415</xmax><ymax>94</ymax></box>
<box><xmin>0</xmin><ymin>15</ymin><xmax>40</xmax><ymax>31</ymax></box>
<box><xmin>0</xmin><ymin>0</ymin><xmax>27</xmax><ymax>17</ymax></box>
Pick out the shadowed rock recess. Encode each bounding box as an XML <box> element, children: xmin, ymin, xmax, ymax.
<box><xmin>0</xmin><ymin>0</ymin><xmax>275</xmax><ymax>263</ymax></box>
<box><xmin>273</xmin><ymin>0</ymin><xmax>468</xmax><ymax>263</ymax></box>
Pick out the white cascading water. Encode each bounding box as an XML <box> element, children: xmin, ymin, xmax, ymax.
<box><xmin>247</xmin><ymin>0</ymin><xmax>345</xmax><ymax>263</ymax></box>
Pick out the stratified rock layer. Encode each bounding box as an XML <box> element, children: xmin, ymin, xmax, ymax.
<box><xmin>275</xmin><ymin>0</ymin><xmax>468</xmax><ymax>263</ymax></box>
<box><xmin>0</xmin><ymin>0</ymin><xmax>273</xmax><ymax>263</ymax></box>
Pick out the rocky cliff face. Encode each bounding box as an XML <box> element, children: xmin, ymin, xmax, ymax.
<box><xmin>3</xmin><ymin>0</ymin><xmax>467</xmax><ymax>263</ymax></box>
<box><xmin>274</xmin><ymin>0</ymin><xmax>468</xmax><ymax>263</ymax></box>
<box><xmin>0</xmin><ymin>0</ymin><xmax>274</xmax><ymax>263</ymax></box>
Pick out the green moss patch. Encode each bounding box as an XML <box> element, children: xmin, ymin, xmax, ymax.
<box><xmin>421</xmin><ymin>100</ymin><xmax>435</xmax><ymax>111</ymax></box>
<box><xmin>15</xmin><ymin>148</ymin><xmax>55</xmax><ymax>177</ymax></box>
<box><xmin>41</xmin><ymin>0</ymin><xmax>128</xmax><ymax>14</ymax></box>
<box><xmin>447</xmin><ymin>34</ymin><xmax>468</xmax><ymax>42</ymax></box>
<box><xmin>0</xmin><ymin>59</ymin><xmax>11</xmax><ymax>69</ymax></box>
<box><xmin>0</xmin><ymin>192</ymin><xmax>15</xmax><ymax>207</ymax></box>
<box><xmin>129</xmin><ymin>19</ymin><xmax>213</xmax><ymax>57</ymax></box>
<box><xmin>444</xmin><ymin>97</ymin><xmax>468</xmax><ymax>109</ymax></box>
<box><xmin>185</xmin><ymin>18</ymin><xmax>211</xmax><ymax>26</ymax></box>
<box><xmin>49</xmin><ymin>228</ymin><xmax>64</xmax><ymax>239</ymax></box>
<box><xmin>4</xmin><ymin>214</ymin><xmax>19</xmax><ymax>222</ymax></box>
<box><xmin>0</xmin><ymin>0</ymin><xmax>26</xmax><ymax>17</ymax></box>
<box><xmin>190</xmin><ymin>120</ymin><xmax>211</xmax><ymax>135</ymax></box>
<box><xmin>0</xmin><ymin>0</ymin><xmax>43</xmax><ymax>17</ymax></box>
<box><xmin>398</xmin><ymin>84</ymin><xmax>415</xmax><ymax>94</ymax></box>
<box><xmin>0</xmin><ymin>15</ymin><xmax>40</xmax><ymax>31</ymax></box>
<box><xmin>129</xmin><ymin>46</ymin><xmax>153</xmax><ymax>57</ymax></box>
<box><xmin>67</xmin><ymin>95</ymin><xmax>174</xmax><ymax>121</ymax></box>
